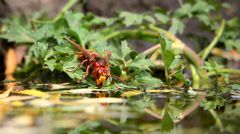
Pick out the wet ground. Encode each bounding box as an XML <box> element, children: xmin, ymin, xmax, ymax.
<box><xmin>0</xmin><ymin>82</ymin><xmax>240</xmax><ymax>134</ymax></box>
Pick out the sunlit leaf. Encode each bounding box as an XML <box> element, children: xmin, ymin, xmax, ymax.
<box><xmin>121</xmin><ymin>90</ymin><xmax>142</xmax><ymax>97</ymax></box>
<box><xmin>14</xmin><ymin>89</ymin><xmax>50</xmax><ymax>98</ymax></box>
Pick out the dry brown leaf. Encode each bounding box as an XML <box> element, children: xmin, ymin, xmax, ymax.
<box><xmin>4</xmin><ymin>48</ymin><xmax>17</xmax><ymax>75</ymax></box>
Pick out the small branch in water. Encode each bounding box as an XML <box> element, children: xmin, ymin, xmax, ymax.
<box><xmin>144</xmin><ymin>108</ymin><xmax>163</xmax><ymax>120</ymax></box>
<box><xmin>209</xmin><ymin>109</ymin><xmax>224</xmax><ymax>132</ymax></box>
<box><xmin>177</xmin><ymin>93</ymin><xmax>206</xmax><ymax>123</ymax></box>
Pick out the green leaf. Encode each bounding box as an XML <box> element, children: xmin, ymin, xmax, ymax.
<box><xmin>160</xmin><ymin>109</ymin><xmax>174</xmax><ymax>132</ymax></box>
<box><xmin>119</xmin><ymin>11</ymin><xmax>155</xmax><ymax>26</ymax></box>
<box><xmin>174</xmin><ymin>3</ymin><xmax>193</xmax><ymax>18</ymax></box>
<box><xmin>202</xmin><ymin>61</ymin><xmax>223</xmax><ymax>72</ymax></box>
<box><xmin>119</xmin><ymin>11</ymin><xmax>144</xmax><ymax>26</ymax></box>
<box><xmin>33</xmin><ymin>42</ymin><xmax>48</xmax><ymax>61</ymax></box>
<box><xmin>134</xmin><ymin>74</ymin><xmax>163</xmax><ymax>88</ymax></box>
<box><xmin>44</xmin><ymin>49</ymin><xmax>54</xmax><ymax>60</ymax></box>
<box><xmin>169</xmin><ymin>55</ymin><xmax>180</xmax><ymax>70</ymax></box>
<box><xmin>110</xmin><ymin>66</ymin><xmax>122</xmax><ymax>76</ymax></box>
<box><xmin>121</xmin><ymin>40</ymin><xmax>132</xmax><ymax>58</ymax></box>
<box><xmin>159</xmin><ymin>34</ymin><xmax>175</xmax><ymax>69</ymax></box>
<box><xmin>128</xmin><ymin>55</ymin><xmax>154</xmax><ymax>70</ymax></box>
<box><xmin>44</xmin><ymin>59</ymin><xmax>56</xmax><ymax>71</ymax></box>
<box><xmin>54</xmin><ymin>44</ymin><xmax>74</xmax><ymax>54</ymax></box>
<box><xmin>64</xmin><ymin>12</ymin><xmax>89</xmax><ymax>45</ymax></box>
<box><xmin>227</xmin><ymin>18</ymin><xmax>240</xmax><ymax>27</ymax></box>
<box><xmin>225</xmin><ymin>39</ymin><xmax>240</xmax><ymax>53</ymax></box>
<box><xmin>230</xmin><ymin>84</ymin><xmax>240</xmax><ymax>90</ymax></box>
<box><xmin>201</xmin><ymin>97</ymin><xmax>225</xmax><ymax>110</ymax></box>
<box><xmin>64</xmin><ymin>12</ymin><xmax>84</xmax><ymax>30</ymax></box>
<box><xmin>62</xmin><ymin>56</ymin><xmax>79</xmax><ymax>72</ymax></box>
<box><xmin>191</xmin><ymin>1</ymin><xmax>214</xmax><ymax>14</ymax></box>
<box><xmin>168</xmin><ymin>105</ymin><xmax>182</xmax><ymax>120</ymax></box>
<box><xmin>169</xmin><ymin>18</ymin><xmax>185</xmax><ymax>35</ymax></box>
<box><xmin>143</xmin><ymin>15</ymin><xmax>156</xmax><ymax>24</ymax></box>
<box><xmin>174</xmin><ymin>71</ymin><xmax>185</xmax><ymax>82</ymax></box>
<box><xmin>69</xmin><ymin>121</ymin><xmax>100</xmax><ymax>134</ymax></box>
<box><xmin>154</xmin><ymin>13</ymin><xmax>169</xmax><ymax>24</ymax></box>
<box><xmin>196</xmin><ymin>14</ymin><xmax>211</xmax><ymax>26</ymax></box>
<box><xmin>0</xmin><ymin>21</ymin><xmax>35</xmax><ymax>43</ymax></box>
<box><xmin>0</xmin><ymin>18</ymin><xmax>56</xmax><ymax>44</ymax></box>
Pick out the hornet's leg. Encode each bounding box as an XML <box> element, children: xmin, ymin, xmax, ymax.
<box><xmin>80</xmin><ymin>59</ymin><xmax>88</xmax><ymax>65</ymax></box>
<box><xmin>82</xmin><ymin>63</ymin><xmax>92</xmax><ymax>80</ymax></box>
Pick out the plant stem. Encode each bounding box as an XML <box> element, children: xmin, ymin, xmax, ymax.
<box><xmin>31</xmin><ymin>0</ymin><xmax>78</xmax><ymax>24</ymax></box>
<box><xmin>104</xmin><ymin>29</ymin><xmax>157</xmax><ymax>41</ymax></box>
<box><xmin>190</xmin><ymin>64</ymin><xmax>200</xmax><ymax>89</ymax></box>
<box><xmin>53</xmin><ymin>0</ymin><xmax>78</xmax><ymax>22</ymax></box>
<box><xmin>164</xmin><ymin>65</ymin><xmax>170</xmax><ymax>87</ymax></box>
<box><xmin>208</xmin><ymin>68</ymin><xmax>240</xmax><ymax>76</ymax></box>
<box><xmin>142</xmin><ymin>45</ymin><xmax>160</xmax><ymax>55</ymax></box>
<box><xmin>200</xmin><ymin>20</ymin><xmax>226</xmax><ymax>60</ymax></box>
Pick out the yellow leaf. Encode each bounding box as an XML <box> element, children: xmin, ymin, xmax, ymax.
<box><xmin>121</xmin><ymin>90</ymin><xmax>142</xmax><ymax>97</ymax></box>
<box><xmin>14</xmin><ymin>89</ymin><xmax>50</xmax><ymax>98</ymax></box>
<box><xmin>11</xmin><ymin>101</ymin><xmax>25</xmax><ymax>107</ymax></box>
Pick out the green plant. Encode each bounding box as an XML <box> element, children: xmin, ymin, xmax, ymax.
<box><xmin>0</xmin><ymin>0</ymin><xmax>239</xmax><ymax>91</ymax></box>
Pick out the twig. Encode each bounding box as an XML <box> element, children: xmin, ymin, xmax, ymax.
<box><xmin>53</xmin><ymin>0</ymin><xmax>78</xmax><ymax>22</ymax></box>
<box><xmin>31</xmin><ymin>0</ymin><xmax>78</xmax><ymax>24</ymax></box>
<box><xmin>144</xmin><ymin>108</ymin><xmax>163</xmax><ymax>120</ymax></box>
<box><xmin>211</xmin><ymin>48</ymin><xmax>240</xmax><ymax>61</ymax></box>
<box><xmin>200</xmin><ymin>20</ymin><xmax>226</xmax><ymax>60</ymax></box>
<box><xmin>177</xmin><ymin>93</ymin><xmax>206</xmax><ymax>123</ymax></box>
<box><xmin>142</xmin><ymin>45</ymin><xmax>160</xmax><ymax>55</ymax></box>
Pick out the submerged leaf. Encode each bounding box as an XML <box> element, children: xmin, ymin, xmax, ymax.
<box><xmin>160</xmin><ymin>109</ymin><xmax>174</xmax><ymax>132</ymax></box>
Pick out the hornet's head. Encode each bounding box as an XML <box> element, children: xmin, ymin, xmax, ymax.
<box><xmin>93</xmin><ymin>57</ymin><xmax>111</xmax><ymax>86</ymax></box>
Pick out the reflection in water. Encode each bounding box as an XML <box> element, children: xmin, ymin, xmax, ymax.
<box><xmin>0</xmin><ymin>83</ymin><xmax>240</xmax><ymax>134</ymax></box>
